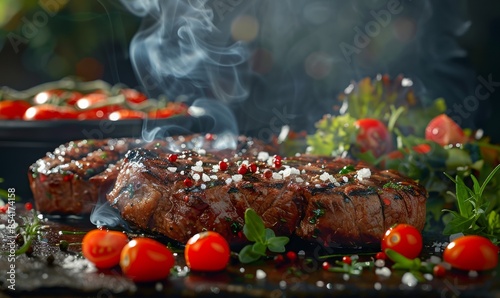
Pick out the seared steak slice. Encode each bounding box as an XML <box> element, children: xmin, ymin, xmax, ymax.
<box><xmin>29</xmin><ymin>135</ymin><xmax>275</xmax><ymax>214</ymax></box>
<box><xmin>107</xmin><ymin>148</ymin><xmax>427</xmax><ymax>247</ymax></box>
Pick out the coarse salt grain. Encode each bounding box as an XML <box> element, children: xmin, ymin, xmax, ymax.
<box><xmin>202</xmin><ymin>173</ymin><xmax>211</xmax><ymax>182</ymax></box>
<box><xmin>356</xmin><ymin>168</ymin><xmax>371</xmax><ymax>181</ymax></box>
<box><xmin>296</xmin><ymin>177</ymin><xmax>304</xmax><ymax>183</ymax></box>
<box><xmin>192</xmin><ymin>173</ymin><xmax>200</xmax><ymax>181</ymax></box>
<box><xmin>212</xmin><ymin>165</ymin><xmax>219</xmax><ymax>172</ymax></box>
<box><xmin>342</xmin><ymin>176</ymin><xmax>348</xmax><ymax>182</ymax></box>
<box><xmin>167</xmin><ymin>167</ymin><xmax>177</xmax><ymax>173</ymax></box>
<box><xmin>191</xmin><ymin>165</ymin><xmax>203</xmax><ymax>172</ymax></box>
<box><xmin>282</xmin><ymin>168</ymin><xmax>292</xmax><ymax>178</ymax></box>
<box><xmin>290</xmin><ymin>168</ymin><xmax>300</xmax><ymax>175</ymax></box>
<box><xmin>200</xmin><ymin>184</ymin><xmax>206</xmax><ymax>190</ymax></box>
<box><xmin>375</xmin><ymin>267</ymin><xmax>391</xmax><ymax>277</ymax></box>
<box><xmin>257</xmin><ymin>151</ymin><xmax>269</xmax><ymax>161</ymax></box>
<box><xmin>232</xmin><ymin>174</ymin><xmax>243</xmax><ymax>182</ymax></box>
<box><xmin>319</xmin><ymin>172</ymin><xmax>330</xmax><ymax>182</ymax></box>
<box><xmin>256</xmin><ymin>269</ymin><xmax>267</xmax><ymax>279</ymax></box>
<box><xmin>272</xmin><ymin>173</ymin><xmax>282</xmax><ymax>180</ymax></box>
<box><xmin>196</xmin><ymin>161</ymin><xmax>203</xmax><ymax>167</ymax></box>
<box><xmin>210</xmin><ymin>175</ymin><xmax>218</xmax><ymax>180</ymax></box>
<box><xmin>225</xmin><ymin>178</ymin><xmax>232</xmax><ymax>185</ymax></box>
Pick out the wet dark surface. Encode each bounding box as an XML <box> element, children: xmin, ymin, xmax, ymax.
<box><xmin>0</xmin><ymin>203</ymin><xmax>499</xmax><ymax>298</ymax></box>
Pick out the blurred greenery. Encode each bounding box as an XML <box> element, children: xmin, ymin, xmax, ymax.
<box><xmin>0</xmin><ymin>0</ymin><xmax>141</xmax><ymax>88</ymax></box>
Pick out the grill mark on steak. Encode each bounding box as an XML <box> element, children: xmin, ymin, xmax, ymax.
<box><xmin>105</xmin><ymin>148</ymin><xmax>427</xmax><ymax>248</ymax></box>
<box><xmin>30</xmin><ymin>135</ymin><xmax>427</xmax><ymax>248</ymax></box>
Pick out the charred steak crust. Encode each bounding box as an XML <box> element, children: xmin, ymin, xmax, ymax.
<box><xmin>28</xmin><ymin>135</ymin><xmax>275</xmax><ymax>214</ymax></box>
<box><xmin>29</xmin><ymin>135</ymin><xmax>427</xmax><ymax>247</ymax></box>
<box><xmin>106</xmin><ymin>147</ymin><xmax>427</xmax><ymax>247</ymax></box>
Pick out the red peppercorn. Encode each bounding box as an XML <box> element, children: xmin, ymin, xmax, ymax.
<box><xmin>219</xmin><ymin>161</ymin><xmax>228</xmax><ymax>171</ymax></box>
<box><xmin>342</xmin><ymin>256</ymin><xmax>352</xmax><ymax>265</ymax></box>
<box><xmin>433</xmin><ymin>264</ymin><xmax>446</xmax><ymax>278</ymax></box>
<box><xmin>274</xmin><ymin>254</ymin><xmax>285</xmax><ymax>266</ymax></box>
<box><xmin>238</xmin><ymin>164</ymin><xmax>248</xmax><ymax>175</ymax></box>
<box><xmin>286</xmin><ymin>251</ymin><xmax>297</xmax><ymax>262</ymax></box>
<box><xmin>205</xmin><ymin>133</ymin><xmax>215</xmax><ymax>141</ymax></box>
<box><xmin>168</xmin><ymin>154</ymin><xmax>178</xmax><ymax>162</ymax></box>
<box><xmin>273</xmin><ymin>155</ymin><xmax>282</xmax><ymax>168</ymax></box>
<box><xmin>24</xmin><ymin>202</ymin><xmax>33</xmax><ymax>211</ymax></box>
<box><xmin>183</xmin><ymin>178</ymin><xmax>193</xmax><ymax>187</ymax></box>
<box><xmin>63</xmin><ymin>173</ymin><xmax>74</xmax><ymax>182</ymax></box>
<box><xmin>322</xmin><ymin>261</ymin><xmax>331</xmax><ymax>271</ymax></box>
<box><xmin>39</xmin><ymin>174</ymin><xmax>47</xmax><ymax>183</ymax></box>
<box><xmin>0</xmin><ymin>205</ymin><xmax>8</xmax><ymax>213</ymax></box>
<box><xmin>248</xmin><ymin>163</ymin><xmax>257</xmax><ymax>173</ymax></box>
<box><xmin>263</xmin><ymin>169</ymin><xmax>273</xmax><ymax>179</ymax></box>
<box><xmin>375</xmin><ymin>251</ymin><xmax>386</xmax><ymax>260</ymax></box>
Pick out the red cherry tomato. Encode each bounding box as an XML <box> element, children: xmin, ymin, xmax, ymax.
<box><xmin>185</xmin><ymin>231</ymin><xmax>230</xmax><ymax>271</ymax></box>
<box><xmin>81</xmin><ymin>229</ymin><xmax>129</xmax><ymax>269</ymax></box>
<box><xmin>0</xmin><ymin>100</ymin><xmax>31</xmax><ymax>119</ymax></box>
<box><xmin>342</xmin><ymin>256</ymin><xmax>352</xmax><ymax>265</ymax></box>
<box><xmin>148</xmin><ymin>102</ymin><xmax>188</xmax><ymax>119</ymax></box>
<box><xmin>77</xmin><ymin>105</ymin><xmax>122</xmax><ymax>120</ymax></box>
<box><xmin>425</xmin><ymin>114</ymin><xmax>466</xmax><ymax>146</ymax></box>
<box><xmin>381</xmin><ymin>224</ymin><xmax>423</xmax><ymax>259</ymax></box>
<box><xmin>121</xmin><ymin>88</ymin><xmax>147</xmax><ymax>104</ymax></box>
<box><xmin>443</xmin><ymin>235</ymin><xmax>499</xmax><ymax>271</ymax></box>
<box><xmin>33</xmin><ymin>89</ymin><xmax>84</xmax><ymax>106</ymax></box>
<box><xmin>24</xmin><ymin>104</ymin><xmax>77</xmax><ymax>120</ymax></box>
<box><xmin>120</xmin><ymin>238</ymin><xmax>175</xmax><ymax>282</ymax></box>
<box><xmin>109</xmin><ymin>109</ymin><xmax>146</xmax><ymax>120</ymax></box>
<box><xmin>355</xmin><ymin>118</ymin><xmax>392</xmax><ymax>158</ymax></box>
<box><xmin>74</xmin><ymin>93</ymin><xmax>108</xmax><ymax>110</ymax></box>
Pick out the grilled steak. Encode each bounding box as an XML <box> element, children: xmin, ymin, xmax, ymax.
<box><xmin>29</xmin><ymin>135</ymin><xmax>273</xmax><ymax>214</ymax></box>
<box><xmin>106</xmin><ymin>147</ymin><xmax>427</xmax><ymax>247</ymax></box>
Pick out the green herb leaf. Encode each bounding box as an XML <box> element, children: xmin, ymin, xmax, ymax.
<box><xmin>264</xmin><ymin>228</ymin><xmax>275</xmax><ymax>240</ymax></box>
<box><xmin>238</xmin><ymin>244</ymin><xmax>261</xmax><ymax>264</ymax></box>
<box><xmin>267</xmin><ymin>236</ymin><xmax>289</xmax><ymax>253</ymax></box>
<box><xmin>243</xmin><ymin>208</ymin><xmax>265</xmax><ymax>243</ymax></box>
<box><xmin>238</xmin><ymin>208</ymin><xmax>290</xmax><ymax>263</ymax></box>
<box><xmin>251</xmin><ymin>242</ymin><xmax>267</xmax><ymax>256</ymax></box>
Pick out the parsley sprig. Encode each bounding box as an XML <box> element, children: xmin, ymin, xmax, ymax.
<box><xmin>238</xmin><ymin>208</ymin><xmax>289</xmax><ymax>263</ymax></box>
<box><xmin>442</xmin><ymin>164</ymin><xmax>500</xmax><ymax>244</ymax></box>
<box><xmin>325</xmin><ymin>259</ymin><xmax>374</xmax><ymax>275</ymax></box>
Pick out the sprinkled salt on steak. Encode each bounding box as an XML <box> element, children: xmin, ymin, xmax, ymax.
<box><xmin>107</xmin><ymin>148</ymin><xmax>427</xmax><ymax>247</ymax></box>
<box><xmin>28</xmin><ymin>135</ymin><xmax>273</xmax><ymax>214</ymax></box>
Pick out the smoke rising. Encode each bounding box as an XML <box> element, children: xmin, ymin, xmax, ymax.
<box><xmin>121</xmin><ymin>0</ymin><xmax>475</xmax><ymax>132</ymax></box>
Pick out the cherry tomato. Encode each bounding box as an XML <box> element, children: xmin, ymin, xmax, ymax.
<box><xmin>74</xmin><ymin>93</ymin><xmax>108</xmax><ymax>110</ymax></box>
<box><xmin>0</xmin><ymin>100</ymin><xmax>31</xmax><ymax>119</ymax></box>
<box><xmin>443</xmin><ymin>235</ymin><xmax>499</xmax><ymax>271</ymax></box>
<box><xmin>148</xmin><ymin>102</ymin><xmax>188</xmax><ymax>119</ymax></box>
<box><xmin>77</xmin><ymin>105</ymin><xmax>122</xmax><ymax>120</ymax></box>
<box><xmin>121</xmin><ymin>88</ymin><xmax>147</xmax><ymax>104</ymax></box>
<box><xmin>109</xmin><ymin>109</ymin><xmax>146</xmax><ymax>120</ymax></box>
<box><xmin>185</xmin><ymin>231</ymin><xmax>230</xmax><ymax>271</ymax></box>
<box><xmin>33</xmin><ymin>89</ymin><xmax>84</xmax><ymax>106</ymax></box>
<box><xmin>425</xmin><ymin>114</ymin><xmax>466</xmax><ymax>146</ymax></box>
<box><xmin>24</xmin><ymin>104</ymin><xmax>78</xmax><ymax>120</ymax></box>
<box><xmin>120</xmin><ymin>238</ymin><xmax>175</xmax><ymax>282</ymax></box>
<box><xmin>355</xmin><ymin>118</ymin><xmax>392</xmax><ymax>158</ymax></box>
<box><xmin>81</xmin><ymin>229</ymin><xmax>129</xmax><ymax>269</ymax></box>
<box><xmin>381</xmin><ymin>224</ymin><xmax>423</xmax><ymax>259</ymax></box>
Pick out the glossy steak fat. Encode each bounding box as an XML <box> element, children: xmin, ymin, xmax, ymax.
<box><xmin>29</xmin><ymin>135</ymin><xmax>427</xmax><ymax>247</ymax></box>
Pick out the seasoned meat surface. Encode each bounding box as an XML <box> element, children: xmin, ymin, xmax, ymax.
<box><xmin>29</xmin><ymin>134</ymin><xmax>427</xmax><ymax>247</ymax></box>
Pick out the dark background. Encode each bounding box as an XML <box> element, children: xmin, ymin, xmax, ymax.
<box><xmin>0</xmin><ymin>0</ymin><xmax>499</xmax><ymax>141</ymax></box>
